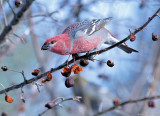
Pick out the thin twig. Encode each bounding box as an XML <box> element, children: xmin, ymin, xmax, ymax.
<box><xmin>0</xmin><ymin>28</ymin><xmax>30</xmax><ymax>62</ymax></box>
<box><xmin>6</xmin><ymin>0</ymin><xmax>16</xmax><ymax>15</ymax></box>
<box><xmin>0</xmin><ymin>8</ymin><xmax>159</xmax><ymax>95</ymax></box>
<box><xmin>21</xmin><ymin>70</ymin><xmax>27</xmax><ymax>82</ymax></box>
<box><xmin>94</xmin><ymin>95</ymin><xmax>160</xmax><ymax>116</ymax></box>
<box><xmin>32</xmin><ymin>82</ymin><xmax>43</xmax><ymax>93</ymax></box>
<box><xmin>39</xmin><ymin>96</ymin><xmax>82</xmax><ymax>116</ymax></box>
<box><xmin>20</xmin><ymin>86</ymin><xmax>25</xmax><ymax>103</ymax></box>
<box><xmin>23</xmin><ymin>10</ymin><xmax>58</xmax><ymax>20</ymax></box>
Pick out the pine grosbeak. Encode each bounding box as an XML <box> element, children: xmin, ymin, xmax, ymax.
<box><xmin>41</xmin><ymin>18</ymin><xmax>138</xmax><ymax>55</ymax></box>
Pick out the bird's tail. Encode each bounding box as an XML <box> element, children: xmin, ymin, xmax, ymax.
<box><xmin>117</xmin><ymin>44</ymin><xmax>138</xmax><ymax>53</ymax></box>
<box><xmin>104</xmin><ymin>30</ymin><xmax>138</xmax><ymax>53</ymax></box>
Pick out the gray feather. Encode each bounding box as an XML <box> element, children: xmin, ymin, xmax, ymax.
<box><xmin>118</xmin><ymin>44</ymin><xmax>138</xmax><ymax>53</ymax></box>
<box><xmin>62</xmin><ymin>17</ymin><xmax>112</xmax><ymax>39</ymax></box>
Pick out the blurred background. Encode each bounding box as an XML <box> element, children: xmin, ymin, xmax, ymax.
<box><xmin>0</xmin><ymin>0</ymin><xmax>160</xmax><ymax>116</ymax></box>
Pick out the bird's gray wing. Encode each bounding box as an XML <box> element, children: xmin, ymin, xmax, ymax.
<box><xmin>62</xmin><ymin>17</ymin><xmax>112</xmax><ymax>39</ymax></box>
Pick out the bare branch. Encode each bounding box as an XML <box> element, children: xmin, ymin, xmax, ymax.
<box><xmin>0</xmin><ymin>0</ymin><xmax>34</xmax><ymax>44</ymax></box>
<box><xmin>0</xmin><ymin>8</ymin><xmax>159</xmax><ymax>95</ymax></box>
<box><xmin>23</xmin><ymin>10</ymin><xmax>58</xmax><ymax>21</ymax></box>
<box><xmin>6</xmin><ymin>0</ymin><xmax>16</xmax><ymax>16</ymax></box>
<box><xmin>0</xmin><ymin>28</ymin><xmax>30</xmax><ymax>62</ymax></box>
<box><xmin>39</xmin><ymin>96</ymin><xmax>82</xmax><ymax>116</ymax></box>
<box><xmin>94</xmin><ymin>95</ymin><xmax>160</xmax><ymax>116</ymax></box>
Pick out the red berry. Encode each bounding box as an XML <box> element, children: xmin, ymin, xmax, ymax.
<box><xmin>65</xmin><ymin>77</ymin><xmax>74</xmax><ymax>88</ymax></box>
<box><xmin>15</xmin><ymin>0</ymin><xmax>22</xmax><ymax>8</ymax></box>
<box><xmin>107</xmin><ymin>60</ymin><xmax>114</xmax><ymax>67</ymax></box>
<box><xmin>31</xmin><ymin>69</ymin><xmax>40</xmax><ymax>76</ymax></box>
<box><xmin>1</xmin><ymin>66</ymin><xmax>8</xmax><ymax>71</ymax></box>
<box><xmin>130</xmin><ymin>34</ymin><xmax>136</xmax><ymax>42</ymax></box>
<box><xmin>80</xmin><ymin>59</ymin><xmax>89</xmax><ymax>67</ymax></box>
<box><xmin>152</xmin><ymin>33</ymin><xmax>158</xmax><ymax>41</ymax></box>
<box><xmin>47</xmin><ymin>72</ymin><xmax>52</xmax><ymax>81</ymax></box>
<box><xmin>41</xmin><ymin>79</ymin><xmax>47</xmax><ymax>83</ymax></box>
<box><xmin>45</xmin><ymin>102</ymin><xmax>53</xmax><ymax>109</ymax></box>
<box><xmin>113</xmin><ymin>98</ymin><xmax>120</xmax><ymax>105</ymax></box>
<box><xmin>5</xmin><ymin>94</ymin><xmax>14</xmax><ymax>103</ymax></box>
<box><xmin>18</xmin><ymin>104</ymin><xmax>25</xmax><ymax>111</ymax></box>
<box><xmin>148</xmin><ymin>100</ymin><xmax>155</xmax><ymax>108</ymax></box>
<box><xmin>71</xmin><ymin>64</ymin><xmax>83</xmax><ymax>74</ymax></box>
<box><xmin>61</xmin><ymin>67</ymin><xmax>71</xmax><ymax>77</ymax></box>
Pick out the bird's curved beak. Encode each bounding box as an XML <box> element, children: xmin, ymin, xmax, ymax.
<box><xmin>41</xmin><ymin>43</ymin><xmax>49</xmax><ymax>50</ymax></box>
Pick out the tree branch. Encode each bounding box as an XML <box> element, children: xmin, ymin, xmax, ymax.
<box><xmin>0</xmin><ymin>0</ymin><xmax>34</xmax><ymax>43</ymax></box>
<box><xmin>94</xmin><ymin>95</ymin><xmax>160</xmax><ymax>116</ymax></box>
<box><xmin>39</xmin><ymin>96</ymin><xmax>82</xmax><ymax>116</ymax></box>
<box><xmin>0</xmin><ymin>8</ymin><xmax>159</xmax><ymax>95</ymax></box>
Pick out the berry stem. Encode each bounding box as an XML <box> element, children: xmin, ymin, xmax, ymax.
<box><xmin>144</xmin><ymin>28</ymin><xmax>152</xmax><ymax>34</ymax></box>
<box><xmin>8</xmin><ymin>69</ymin><xmax>22</xmax><ymax>73</ymax></box>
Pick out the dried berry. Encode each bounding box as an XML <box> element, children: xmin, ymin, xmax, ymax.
<box><xmin>152</xmin><ymin>33</ymin><xmax>158</xmax><ymax>41</ymax></box>
<box><xmin>107</xmin><ymin>60</ymin><xmax>114</xmax><ymax>67</ymax></box>
<box><xmin>61</xmin><ymin>71</ymin><xmax>71</xmax><ymax>77</ymax></box>
<box><xmin>45</xmin><ymin>102</ymin><xmax>53</xmax><ymax>109</ymax></box>
<box><xmin>61</xmin><ymin>67</ymin><xmax>71</xmax><ymax>77</ymax></box>
<box><xmin>1</xmin><ymin>66</ymin><xmax>8</xmax><ymax>71</ymax></box>
<box><xmin>148</xmin><ymin>100</ymin><xmax>155</xmax><ymax>108</ymax></box>
<box><xmin>113</xmin><ymin>98</ymin><xmax>120</xmax><ymax>105</ymax></box>
<box><xmin>47</xmin><ymin>72</ymin><xmax>52</xmax><ymax>81</ymax></box>
<box><xmin>65</xmin><ymin>77</ymin><xmax>74</xmax><ymax>88</ymax></box>
<box><xmin>71</xmin><ymin>64</ymin><xmax>83</xmax><ymax>74</ymax></box>
<box><xmin>1</xmin><ymin>112</ymin><xmax>8</xmax><ymax>116</ymax></box>
<box><xmin>32</xmin><ymin>69</ymin><xmax>40</xmax><ymax>76</ymax></box>
<box><xmin>130</xmin><ymin>34</ymin><xmax>136</xmax><ymax>41</ymax></box>
<box><xmin>80</xmin><ymin>59</ymin><xmax>89</xmax><ymax>67</ymax></box>
<box><xmin>15</xmin><ymin>0</ymin><xmax>22</xmax><ymax>8</ymax></box>
<box><xmin>98</xmin><ymin>74</ymin><xmax>109</xmax><ymax>80</ymax></box>
<box><xmin>18</xmin><ymin>104</ymin><xmax>25</xmax><ymax>111</ymax></box>
<box><xmin>41</xmin><ymin>79</ymin><xmax>47</xmax><ymax>83</ymax></box>
<box><xmin>5</xmin><ymin>94</ymin><xmax>14</xmax><ymax>103</ymax></box>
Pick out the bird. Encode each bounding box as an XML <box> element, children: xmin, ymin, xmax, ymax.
<box><xmin>41</xmin><ymin>17</ymin><xmax>138</xmax><ymax>55</ymax></box>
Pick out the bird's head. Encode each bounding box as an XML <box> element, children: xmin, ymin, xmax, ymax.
<box><xmin>41</xmin><ymin>36</ymin><xmax>58</xmax><ymax>51</ymax></box>
<box><xmin>41</xmin><ymin>34</ymin><xmax>70</xmax><ymax>54</ymax></box>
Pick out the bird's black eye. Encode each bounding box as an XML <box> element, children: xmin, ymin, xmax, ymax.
<box><xmin>50</xmin><ymin>41</ymin><xmax>55</xmax><ymax>44</ymax></box>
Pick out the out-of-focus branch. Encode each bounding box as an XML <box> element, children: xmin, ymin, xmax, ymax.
<box><xmin>94</xmin><ymin>95</ymin><xmax>160</xmax><ymax>116</ymax></box>
<box><xmin>23</xmin><ymin>10</ymin><xmax>58</xmax><ymax>20</ymax></box>
<box><xmin>0</xmin><ymin>28</ymin><xmax>30</xmax><ymax>62</ymax></box>
<box><xmin>6</xmin><ymin>0</ymin><xmax>16</xmax><ymax>15</ymax></box>
<box><xmin>29</xmin><ymin>15</ymin><xmax>45</xmax><ymax>70</ymax></box>
<box><xmin>23</xmin><ymin>0</ymin><xmax>68</xmax><ymax>21</ymax></box>
<box><xmin>73</xmin><ymin>0</ymin><xmax>83</xmax><ymax>21</ymax></box>
<box><xmin>0</xmin><ymin>0</ymin><xmax>34</xmax><ymax>43</ymax></box>
<box><xmin>39</xmin><ymin>96</ymin><xmax>82</xmax><ymax>116</ymax></box>
<box><xmin>0</xmin><ymin>0</ymin><xmax>8</xmax><ymax>26</ymax></box>
<box><xmin>148</xmin><ymin>48</ymin><xmax>160</xmax><ymax>96</ymax></box>
<box><xmin>141</xmin><ymin>47</ymin><xmax>160</xmax><ymax>115</ymax></box>
<box><xmin>0</xmin><ymin>8</ymin><xmax>159</xmax><ymax>95</ymax></box>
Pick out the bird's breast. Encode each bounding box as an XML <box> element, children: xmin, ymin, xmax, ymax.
<box><xmin>71</xmin><ymin>35</ymin><xmax>104</xmax><ymax>54</ymax></box>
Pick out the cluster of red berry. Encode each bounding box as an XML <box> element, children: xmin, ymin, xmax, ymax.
<box><xmin>61</xmin><ymin>59</ymin><xmax>89</xmax><ymax>88</ymax></box>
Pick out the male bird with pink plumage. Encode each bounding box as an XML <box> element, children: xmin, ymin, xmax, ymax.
<box><xmin>41</xmin><ymin>17</ymin><xmax>138</xmax><ymax>55</ymax></box>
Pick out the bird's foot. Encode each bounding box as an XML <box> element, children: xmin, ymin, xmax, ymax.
<box><xmin>72</xmin><ymin>54</ymin><xmax>79</xmax><ymax>64</ymax></box>
<box><xmin>124</xmin><ymin>42</ymin><xmax>128</xmax><ymax>47</ymax></box>
<box><xmin>64</xmin><ymin>55</ymin><xmax>71</xmax><ymax>67</ymax></box>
